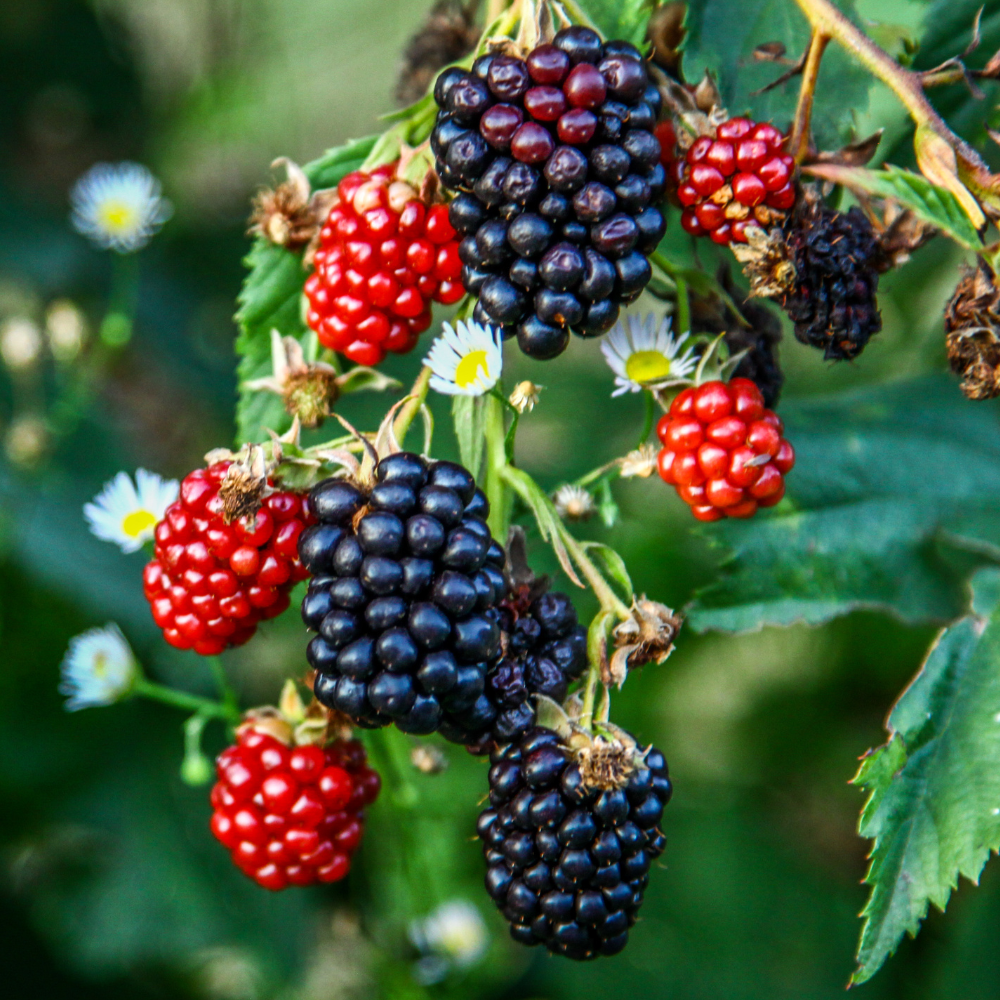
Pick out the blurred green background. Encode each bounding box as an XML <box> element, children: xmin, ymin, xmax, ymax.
<box><xmin>2</xmin><ymin>0</ymin><xmax>1000</xmax><ymax>998</ymax></box>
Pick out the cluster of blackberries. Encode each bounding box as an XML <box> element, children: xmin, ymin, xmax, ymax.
<box><xmin>298</xmin><ymin>453</ymin><xmax>507</xmax><ymax>738</ymax></box>
<box><xmin>457</xmin><ymin>583</ymin><xmax>589</xmax><ymax>750</ymax></box>
<box><xmin>478</xmin><ymin>727</ymin><xmax>672</xmax><ymax>959</ymax></box>
<box><xmin>782</xmin><ymin>199</ymin><xmax>882</xmax><ymax>360</ymax></box>
<box><xmin>431</xmin><ymin>26</ymin><xmax>667</xmax><ymax>360</ymax></box>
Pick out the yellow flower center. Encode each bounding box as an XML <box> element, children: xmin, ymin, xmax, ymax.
<box><xmin>625</xmin><ymin>349</ymin><xmax>674</xmax><ymax>384</ymax></box>
<box><xmin>93</xmin><ymin>651</ymin><xmax>108</xmax><ymax>678</ymax></box>
<box><xmin>122</xmin><ymin>509</ymin><xmax>157</xmax><ymax>538</ymax></box>
<box><xmin>97</xmin><ymin>200</ymin><xmax>139</xmax><ymax>235</ymax></box>
<box><xmin>454</xmin><ymin>350</ymin><xmax>490</xmax><ymax>389</ymax></box>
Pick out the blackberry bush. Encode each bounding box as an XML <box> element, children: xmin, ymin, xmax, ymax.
<box><xmin>298</xmin><ymin>451</ymin><xmax>509</xmax><ymax>738</ymax></box>
<box><xmin>431</xmin><ymin>26</ymin><xmax>667</xmax><ymax>360</ymax></box>
<box><xmin>478</xmin><ymin>725</ymin><xmax>671</xmax><ymax>959</ymax></box>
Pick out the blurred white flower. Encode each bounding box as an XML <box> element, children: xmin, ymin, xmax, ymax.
<box><xmin>509</xmin><ymin>379</ymin><xmax>541</xmax><ymax>413</ymax></box>
<box><xmin>70</xmin><ymin>162</ymin><xmax>172</xmax><ymax>252</ymax></box>
<box><xmin>84</xmin><ymin>469</ymin><xmax>178</xmax><ymax>553</ymax></box>
<box><xmin>409</xmin><ymin>900</ymin><xmax>487</xmax><ymax>982</ymax></box>
<box><xmin>601</xmin><ymin>313</ymin><xmax>697</xmax><ymax>397</ymax></box>
<box><xmin>553</xmin><ymin>483</ymin><xmax>595</xmax><ymax>522</ymax></box>
<box><xmin>59</xmin><ymin>623</ymin><xmax>138</xmax><ymax>711</ymax></box>
<box><xmin>1</xmin><ymin>317</ymin><xmax>42</xmax><ymax>370</ymax></box>
<box><xmin>45</xmin><ymin>300</ymin><xmax>87</xmax><ymax>362</ymax></box>
<box><xmin>425</xmin><ymin>320</ymin><xmax>503</xmax><ymax>397</ymax></box>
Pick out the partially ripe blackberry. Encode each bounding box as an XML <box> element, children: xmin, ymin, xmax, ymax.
<box><xmin>299</xmin><ymin>453</ymin><xmax>508</xmax><ymax>740</ymax></box>
<box><xmin>478</xmin><ymin>726</ymin><xmax>671</xmax><ymax>959</ymax></box>
<box><xmin>441</xmin><ymin>581</ymin><xmax>589</xmax><ymax>748</ymax></box>
<box><xmin>782</xmin><ymin>199</ymin><xmax>881</xmax><ymax>360</ymax></box>
<box><xmin>431</xmin><ymin>26</ymin><xmax>667</xmax><ymax>360</ymax></box>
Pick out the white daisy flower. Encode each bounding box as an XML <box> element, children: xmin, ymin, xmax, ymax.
<box><xmin>601</xmin><ymin>313</ymin><xmax>698</xmax><ymax>397</ymax></box>
<box><xmin>70</xmin><ymin>162</ymin><xmax>172</xmax><ymax>253</ymax></box>
<box><xmin>59</xmin><ymin>623</ymin><xmax>139</xmax><ymax>711</ymax></box>
<box><xmin>84</xmin><ymin>469</ymin><xmax>178</xmax><ymax>553</ymax></box>
<box><xmin>410</xmin><ymin>900</ymin><xmax>487</xmax><ymax>979</ymax></box>
<box><xmin>425</xmin><ymin>320</ymin><xmax>503</xmax><ymax>397</ymax></box>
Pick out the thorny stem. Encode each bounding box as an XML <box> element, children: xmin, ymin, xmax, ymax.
<box><xmin>132</xmin><ymin>677</ymin><xmax>241</xmax><ymax>724</ymax></box>
<box><xmin>575</xmin><ymin>458</ymin><xmax>621</xmax><ymax>489</ymax></box>
<box><xmin>392</xmin><ymin>366</ymin><xmax>431</xmax><ymax>445</ymax></box>
<box><xmin>788</xmin><ymin>30</ymin><xmax>830</xmax><ymax>164</ymax></box>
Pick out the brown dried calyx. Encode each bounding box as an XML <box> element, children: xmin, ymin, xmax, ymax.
<box><xmin>610</xmin><ymin>597</ymin><xmax>682</xmax><ymax>687</ymax></box>
<box><xmin>575</xmin><ymin>731</ymin><xmax>641</xmax><ymax>791</ymax></box>
<box><xmin>945</xmin><ymin>260</ymin><xmax>1000</xmax><ymax>400</ymax></box>
<box><xmin>396</xmin><ymin>0</ymin><xmax>481</xmax><ymax>106</ymax></box>
<box><xmin>248</xmin><ymin>158</ymin><xmax>337</xmax><ymax>253</ymax></box>
<box><xmin>210</xmin><ymin>442</ymin><xmax>274</xmax><ymax>523</ymax></box>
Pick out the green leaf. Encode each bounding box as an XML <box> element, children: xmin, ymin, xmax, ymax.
<box><xmin>851</xmin><ymin>567</ymin><xmax>1000</xmax><ymax>984</ymax></box>
<box><xmin>807</xmin><ymin>164</ymin><xmax>983</xmax><ymax>250</ymax></box>
<box><xmin>682</xmin><ymin>0</ymin><xmax>871</xmax><ymax>147</ymax></box>
<box><xmin>687</xmin><ymin>377</ymin><xmax>1000</xmax><ymax>633</ymax></box>
<box><xmin>452</xmin><ymin>395</ymin><xmax>486</xmax><ymax>481</ymax></box>
<box><xmin>234</xmin><ymin>135</ymin><xmax>378</xmax><ymax>444</ymax></box>
<box><xmin>582</xmin><ymin>540</ymin><xmax>634</xmax><ymax>599</ymax></box>
<box><xmin>576</xmin><ymin>0</ymin><xmax>657</xmax><ymax>47</ymax></box>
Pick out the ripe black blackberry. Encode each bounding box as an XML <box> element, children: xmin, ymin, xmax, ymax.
<box><xmin>442</xmin><ymin>580</ymin><xmax>589</xmax><ymax>748</ymax></box>
<box><xmin>478</xmin><ymin>725</ymin><xmax>671</xmax><ymax>960</ymax></box>
<box><xmin>298</xmin><ymin>452</ymin><xmax>508</xmax><ymax>739</ymax></box>
<box><xmin>431</xmin><ymin>26</ymin><xmax>667</xmax><ymax>360</ymax></box>
<box><xmin>782</xmin><ymin>198</ymin><xmax>881</xmax><ymax>361</ymax></box>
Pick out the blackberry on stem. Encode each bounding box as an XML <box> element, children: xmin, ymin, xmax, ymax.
<box><xmin>478</xmin><ymin>725</ymin><xmax>672</xmax><ymax>959</ymax></box>
<box><xmin>299</xmin><ymin>452</ymin><xmax>509</xmax><ymax>740</ymax></box>
<box><xmin>431</xmin><ymin>25</ymin><xmax>667</xmax><ymax>360</ymax></box>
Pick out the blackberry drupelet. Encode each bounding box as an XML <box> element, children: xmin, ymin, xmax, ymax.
<box><xmin>782</xmin><ymin>199</ymin><xmax>881</xmax><ymax>361</ymax></box>
<box><xmin>443</xmin><ymin>581</ymin><xmax>589</xmax><ymax>748</ymax></box>
<box><xmin>298</xmin><ymin>452</ymin><xmax>508</xmax><ymax>739</ymax></box>
<box><xmin>478</xmin><ymin>726</ymin><xmax>672</xmax><ymax>959</ymax></box>
<box><xmin>431</xmin><ymin>26</ymin><xmax>667</xmax><ymax>360</ymax></box>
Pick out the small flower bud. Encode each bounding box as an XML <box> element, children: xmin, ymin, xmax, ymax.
<box><xmin>509</xmin><ymin>380</ymin><xmax>541</xmax><ymax>413</ymax></box>
<box><xmin>411</xmin><ymin>743</ymin><xmax>448</xmax><ymax>775</ymax></box>
<box><xmin>553</xmin><ymin>484</ymin><xmax>595</xmax><ymax>522</ymax></box>
<box><xmin>45</xmin><ymin>300</ymin><xmax>87</xmax><ymax>362</ymax></box>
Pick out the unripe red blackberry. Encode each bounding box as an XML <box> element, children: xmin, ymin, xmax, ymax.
<box><xmin>299</xmin><ymin>452</ymin><xmax>509</xmax><ymax>739</ymax></box>
<box><xmin>673</xmin><ymin>117</ymin><xmax>796</xmax><ymax>245</ymax></box>
<box><xmin>479</xmin><ymin>725</ymin><xmax>671</xmax><ymax>960</ymax></box>
<box><xmin>304</xmin><ymin>162</ymin><xmax>465</xmax><ymax>367</ymax></box>
<box><xmin>431</xmin><ymin>27</ymin><xmax>667</xmax><ymax>360</ymax></box>
<box><xmin>444</xmin><ymin>582</ymin><xmax>589</xmax><ymax>749</ymax></box>
<box><xmin>143</xmin><ymin>463</ymin><xmax>310</xmax><ymax>655</ymax></box>
<box><xmin>210</xmin><ymin>722</ymin><xmax>380</xmax><ymax>891</ymax></box>
<box><xmin>656</xmin><ymin>377</ymin><xmax>794</xmax><ymax>521</ymax></box>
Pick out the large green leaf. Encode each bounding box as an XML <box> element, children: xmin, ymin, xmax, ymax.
<box><xmin>577</xmin><ymin>0</ymin><xmax>658</xmax><ymax>47</ymax></box>
<box><xmin>687</xmin><ymin>376</ymin><xmax>1000</xmax><ymax>632</ymax></box>
<box><xmin>850</xmin><ymin>567</ymin><xmax>1000</xmax><ymax>983</ymax></box>
<box><xmin>683</xmin><ymin>0</ymin><xmax>872</xmax><ymax>146</ymax></box>
<box><xmin>234</xmin><ymin>135</ymin><xmax>378</xmax><ymax>444</ymax></box>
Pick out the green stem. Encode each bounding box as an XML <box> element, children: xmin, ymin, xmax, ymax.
<box><xmin>132</xmin><ymin>677</ymin><xmax>240</xmax><ymax>723</ymax></box>
<box><xmin>580</xmin><ymin>611</ymin><xmax>614</xmax><ymax>731</ymax></box>
<box><xmin>484</xmin><ymin>392</ymin><xmax>511</xmax><ymax>542</ymax></box>
<box><xmin>650</xmin><ymin>251</ymin><xmax>690</xmax><ymax>334</ymax></box>
<box><xmin>100</xmin><ymin>252</ymin><xmax>140</xmax><ymax>348</ymax></box>
<box><xmin>393</xmin><ymin>366</ymin><xmax>432</xmax><ymax>445</ymax></box>
<box><xmin>575</xmin><ymin>460</ymin><xmax>620</xmax><ymax>490</ymax></box>
<box><xmin>206</xmin><ymin>656</ymin><xmax>239</xmax><ymax>719</ymax></box>
<box><xmin>639</xmin><ymin>390</ymin><xmax>655</xmax><ymax>446</ymax></box>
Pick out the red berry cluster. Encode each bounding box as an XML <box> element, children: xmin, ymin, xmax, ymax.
<box><xmin>304</xmin><ymin>163</ymin><xmax>465</xmax><ymax>367</ymax></box>
<box><xmin>143</xmin><ymin>463</ymin><xmax>310</xmax><ymax>656</ymax></box>
<box><xmin>210</xmin><ymin>725</ymin><xmax>380</xmax><ymax>891</ymax></box>
<box><xmin>670</xmin><ymin>118</ymin><xmax>796</xmax><ymax>245</ymax></box>
<box><xmin>656</xmin><ymin>378</ymin><xmax>795</xmax><ymax>521</ymax></box>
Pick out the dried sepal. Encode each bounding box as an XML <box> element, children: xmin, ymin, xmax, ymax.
<box><xmin>731</xmin><ymin>224</ymin><xmax>797</xmax><ymax>299</ymax></box>
<box><xmin>869</xmin><ymin>200</ymin><xmax>938</xmax><ymax>272</ymax></box>
<box><xmin>619</xmin><ymin>444</ymin><xmax>658</xmax><ymax>479</ymax></box>
<box><xmin>610</xmin><ymin>597</ymin><xmax>682</xmax><ymax>686</ymax></box>
<box><xmin>571</xmin><ymin>725</ymin><xmax>643</xmax><ymax>792</ymax></box>
<box><xmin>945</xmin><ymin>260</ymin><xmax>1000</xmax><ymax>399</ymax></box>
<box><xmin>248</xmin><ymin>158</ymin><xmax>336</xmax><ymax>253</ymax></box>
<box><xmin>217</xmin><ymin>443</ymin><xmax>274</xmax><ymax>523</ymax></box>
